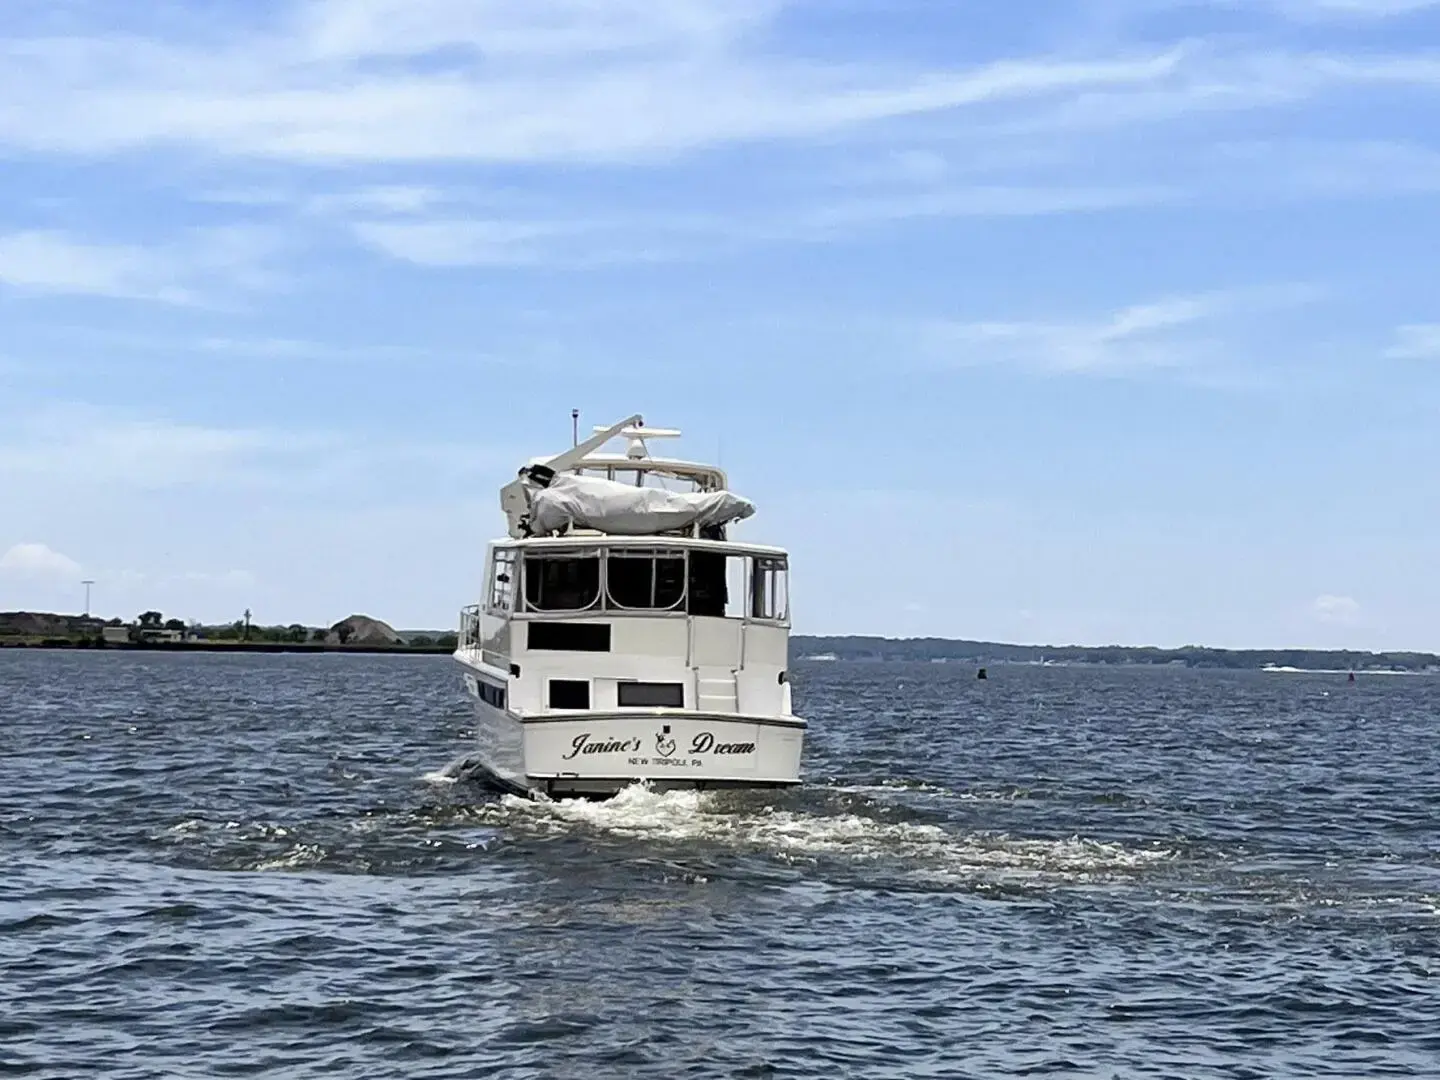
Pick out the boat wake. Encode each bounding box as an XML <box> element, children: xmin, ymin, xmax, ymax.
<box><xmin>480</xmin><ymin>781</ymin><xmax>1175</xmax><ymax>889</ymax></box>
<box><xmin>157</xmin><ymin>773</ymin><xmax>1172</xmax><ymax>889</ymax></box>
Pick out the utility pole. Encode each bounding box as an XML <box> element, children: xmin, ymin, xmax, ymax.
<box><xmin>81</xmin><ymin>580</ymin><xmax>94</xmax><ymax>617</ymax></box>
<box><xmin>243</xmin><ymin>608</ymin><xmax>252</xmax><ymax>642</ymax></box>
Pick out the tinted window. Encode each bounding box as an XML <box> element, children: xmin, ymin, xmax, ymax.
<box><xmin>608</xmin><ymin>550</ymin><xmax>686</xmax><ymax>610</ymax></box>
<box><xmin>477</xmin><ymin>680</ymin><xmax>507</xmax><ymax>709</ymax></box>
<box><xmin>548</xmin><ymin>680</ymin><xmax>590</xmax><ymax>710</ymax></box>
<box><xmin>617</xmin><ymin>682</ymin><xmax>684</xmax><ymax>708</ymax></box>
<box><xmin>524</xmin><ymin>554</ymin><xmax>600</xmax><ymax>611</ymax></box>
<box><xmin>527</xmin><ymin>622</ymin><xmax>611</xmax><ymax>652</ymax></box>
<box><xmin>686</xmin><ymin>551</ymin><xmax>727</xmax><ymax>617</ymax></box>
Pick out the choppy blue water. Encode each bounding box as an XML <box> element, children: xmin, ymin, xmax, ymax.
<box><xmin>2</xmin><ymin>652</ymin><xmax>1438</xmax><ymax>1078</ymax></box>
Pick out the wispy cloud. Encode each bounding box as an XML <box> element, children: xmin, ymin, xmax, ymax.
<box><xmin>1311</xmin><ymin>593</ymin><xmax>1362</xmax><ymax>625</ymax></box>
<box><xmin>1259</xmin><ymin>0</ymin><xmax>1440</xmax><ymax>19</ymax></box>
<box><xmin>347</xmin><ymin>180</ymin><xmax>1177</xmax><ymax>268</ymax></box>
<box><xmin>1386</xmin><ymin>324</ymin><xmax>1440</xmax><ymax>360</ymax></box>
<box><xmin>0</xmin><ymin>5</ymin><xmax>1188</xmax><ymax>166</ymax></box>
<box><xmin>0</xmin><ymin>402</ymin><xmax>516</xmax><ymax>494</ymax></box>
<box><xmin>915</xmin><ymin>286</ymin><xmax>1319</xmax><ymax>378</ymax></box>
<box><xmin>352</xmin><ymin>219</ymin><xmax>597</xmax><ymax>267</ymax></box>
<box><xmin>0</xmin><ymin>231</ymin><xmax>190</xmax><ymax>302</ymax></box>
<box><xmin>3</xmin><ymin>1</ymin><xmax>1437</xmax><ymax>286</ymax></box>
<box><xmin>193</xmin><ymin>335</ymin><xmax>462</xmax><ymax>364</ymax></box>
<box><xmin>0</xmin><ymin>406</ymin><xmax>332</xmax><ymax>489</ymax></box>
<box><xmin>0</xmin><ymin>227</ymin><xmax>281</xmax><ymax>303</ymax></box>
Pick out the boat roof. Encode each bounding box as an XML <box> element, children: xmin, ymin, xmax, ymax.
<box><xmin>491</xmin><ymin>535</ymin><xmax>788</xmax><ymax>558</ymax></box>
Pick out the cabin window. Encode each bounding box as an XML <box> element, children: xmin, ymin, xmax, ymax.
<box><xmin>750</xmin><ymin>557</ymin><xmax>789</xmax><ymax>622</ymax></box>
<box><xmin>528</xmin><ymin>622</ymin><xmax>611</xmax><ymax>652</ymax></box>
<box><xmin>524</xmin><ymin>551</ymin><xmax>601</xmax><ymax>611</ymax></box>
<box><xmin>548</xmin><ymin>680</ymin><xmax>590</xmax><ymax>710</ymax></box>
<box><xmin>488</xmin><ymin>549</ymin><xmax>517</xmax><ymax>612</ymax></box>
<box><xmin>607</xmin><ymin>549</ymin><xmax>686</xmax><ymax>611</ymax></box>
<box><xmin>687</xmin><ymin>552</ymin><xmax>747</xmax><ymax>617</ymax></box>
<box><xmin>617</xmin><ymin>682</ymin><xmax>684</xmax><ymax>707</ymax></box>
<box><xmin>476</xmin><ymin>680</ymin><xmax>507</xmax><ymax>709</ymax></box>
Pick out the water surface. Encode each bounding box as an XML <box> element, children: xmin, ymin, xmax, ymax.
<box><xmin>2</xmin><ymin>652</ymin><xmax>1438</xmax><ymax>1077</ymax></box>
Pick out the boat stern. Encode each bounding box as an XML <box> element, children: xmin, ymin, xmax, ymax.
<box><xmin>520</xmin><ymin>710</ymin><xmax>804</xmax><ymax>797</ymax></box>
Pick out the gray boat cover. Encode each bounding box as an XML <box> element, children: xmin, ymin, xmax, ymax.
<box><xmin>528</xmin><ymin>473</ymin><xmax>755</xmax><ymax>536</ymax></box>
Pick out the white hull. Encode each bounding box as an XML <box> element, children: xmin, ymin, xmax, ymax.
<box><xmin>458</xmin><ymin>658</ymin><xmax>803</xmax><ymax>799</ymax></box>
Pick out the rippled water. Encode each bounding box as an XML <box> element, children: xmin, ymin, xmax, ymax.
<box><xmin>3</xmin><ymin>651</ymin><xmax>1439</xmax><ymax>1078</ymax></box>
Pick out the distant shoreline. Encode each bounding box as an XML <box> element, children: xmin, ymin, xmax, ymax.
<box><xmin>4</xmin><ymin>623</ymin><xmax>1437</xmax><ymax>673</ymax></box>
<box><xmin>791</xmin><ymin>636</ymin><xmax>1440</xmax><ymax>673</ymax></box>
<box><xmin>0</xmin><ymin>639</ymin><xmax>453</xmax><ymax>655</ymax></box>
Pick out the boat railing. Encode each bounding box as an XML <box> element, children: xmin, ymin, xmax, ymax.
<box><xmin>458</xmin><ymin>604</ymin><xmax>480</xmax><ymax>650</ymax></box>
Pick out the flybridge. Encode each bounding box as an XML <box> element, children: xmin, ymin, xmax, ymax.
<box><xmin>500</xmin><ymin>415</ymin><xmax>756</xmax><ymax>540</ymax></box>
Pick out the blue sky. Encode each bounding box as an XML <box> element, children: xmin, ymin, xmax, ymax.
<box><xmin>3</xmin><ymin>0</ymin><xmax>1439</xmax><ymax>649</ymax></box>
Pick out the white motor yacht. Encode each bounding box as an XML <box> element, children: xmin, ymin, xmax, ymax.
<box><xmin>453</xmin><ymin>415</ymin><xmax>805</xmax><ymax>799</ymax></box>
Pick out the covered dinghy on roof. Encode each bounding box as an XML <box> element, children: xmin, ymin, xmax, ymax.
<box><xmin>528</xmin><ymin>472</ymin><xmax>755</xmax><ymax>536</ymax></box>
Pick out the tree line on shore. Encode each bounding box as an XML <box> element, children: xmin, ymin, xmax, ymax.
<box><xmin>792</xmin><ymin>635</ymin><xmax>1440</xmax><ymax>672</ymax></box>
<box><xmin>0</xmin><ymin>610</ymin><xmax>457</xmax><ymax>649</ymax></box>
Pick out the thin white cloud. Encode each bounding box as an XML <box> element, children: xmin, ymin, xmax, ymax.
<box><xmin>0</xmin><ymin>405</ymin><xmax>334</xmax><ymax>489</ymax></box>
<box><xmin>305</xmin><ymin>185</ymin><xmax>444</xmax><ymax>216</ymax></box>
<box><xmin>801</xmin><ymin>184</ymin><xmax>1174</xmax><ymax>231</ymax></box>
<box><xmin>1261</xmin><ymin>0</ymin><xmax>1440</xmax><ymax>18</ymax></box>
<box><xmin>0</xmin><ymin>227</ymin><xmax>281</xmax><ymax>303</ymax></box>
<box><xmin>291</xmin><ymin>0</ymin><xmax>779</xmax><ymax>61</ymax></box>
<box><xmin>0</xmin><ymin>542</ymin><xmax>82</xmax><ymax>579</ymax></box>
<box><xmin>1206</xmin><ymin>139</ymin><xmax>1440</xmax><ymax>199</ymax></box>
<box><xmin>1127</xmin><ymin>0</ymin><xmax>1440</xmax><ymax>21</ymax></box>
<box><xmin>1311</xmin><ymin>594</ymin><xmax>1361</xmax><ymax>624</ymax></box>
<box><xmin>0</xmin><ymin>231</ymin><xmax>190</xmax><ymax>302</ymax></box>
<box><xmin>352</xmin><ymin>219</ymin><xmax>588</xmax><ymax>266</ymax></box>
<box><xmin>1386</xmin><ymin>324</ymin><xmax>1440</xmax><ymax>360</ymax></box>
<box><xmin>194</xmin><ymin>335</ymin><xmax>458</xmax><ymax>364</ymax></box>
<box><xmin>347</xmin><ymin>181</ymin><xmax>1173</xmax><ymax>268</ymax></box>
<box><xmin>0</xmin><ymin>6</ymin><xmax>1192</xmax><ymax>165</ymax></box>
<box><xmin>917</xmin><ymin>286</ymin><xmax>1318</xmax><ymax>377</ymax></box>
<box><xmin>0</xmin><ymin>403</ymin><xmax>517</xmax><ymax>494</ymax></box>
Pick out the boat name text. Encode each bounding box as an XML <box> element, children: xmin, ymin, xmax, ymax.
<box><xmin>561</xmin><ymin>734</ymin><xmax>643</xmax><ymax>760</ymax></box>
<box><xmin>560</xmin><ymin>730</ymin><xmax>755</xmax><ymax>760</ymax></box>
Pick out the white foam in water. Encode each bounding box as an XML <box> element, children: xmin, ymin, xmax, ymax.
<box><xmin>254</xmin><ymin>843</ymin><xmax>327</xmax><ymax>872</ymax></box>
<box><xmin>490</xmin><ymin>783</ymin><xmax>1173</xmax><ymax>886</ymax></box>
<box><xmin>421</xmin><ymin>753</ymin><xmax>493</xmax><ymax>786</ymax></box>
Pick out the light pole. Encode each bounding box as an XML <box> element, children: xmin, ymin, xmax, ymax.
<box><xmin>81</xmin><ymin>580</ymin><xmax>95</xmax><ymax>617</ymax></box>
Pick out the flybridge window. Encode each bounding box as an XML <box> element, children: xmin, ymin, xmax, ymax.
<box><xmin>488</xmin><ymin>549</ymin><xmax>517</xmax><ymax>612</ymax></box>
<box><xmin>524</xmin><ymin>551</ymin><xmax>601</xmax><ymax>612</ymax></box>
<box><xmin>514</xmin><ymin>548</ymin><xmax>784</xmax><ymax>618</ymax></box>
<box><xmin>686</xmin><ymin>552</ymin><xmax>747</xmax><ymax>618</ymax></box>
<box><xmin>750</xmin><ymin>557</ymin><xmax>789</xmax><ymax>622</ymax></box>
<box><xmin>571</xmin><ymin>465</ymin><xmax>710</xmax><ymax>493</ymax></box>
<box><xmin>607</xmin><ymin>549</ymin><xmax>686</xmax><ymax>610</ymax></box>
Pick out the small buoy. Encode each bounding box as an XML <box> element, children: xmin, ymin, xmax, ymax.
<box><xmin>977</xmin><ymin>667</ymin><xmax>987</xmax><ymax>680</ymax></box>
